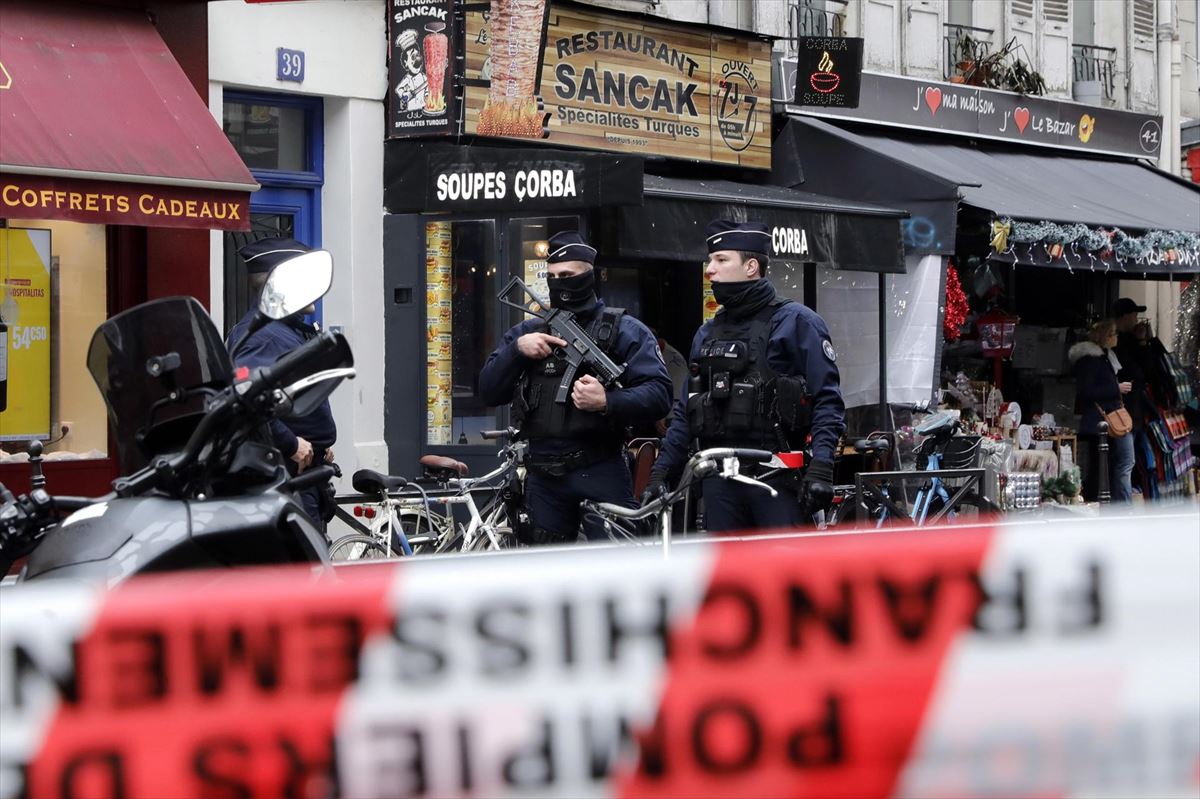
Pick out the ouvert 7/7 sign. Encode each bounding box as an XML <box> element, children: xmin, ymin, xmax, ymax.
<box><xmin>463</xmin><ymin>0</ymin><xmax>773</xmax><ymax>169</ymax></box>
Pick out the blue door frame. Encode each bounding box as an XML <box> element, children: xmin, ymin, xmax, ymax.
<box><xmin>225</xmin><ymin>90</ymin><xmax>324</xmax><ymax>323</ymax></box>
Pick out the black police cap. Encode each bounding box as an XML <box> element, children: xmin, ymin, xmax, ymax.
<box><xmin>238</xmin><ymin>237</ymin><xmax>312</xmax><ymax>274</ymax></box>
<box><xmin>705</xmin><ymin>219</ymin><xmax>770</xmax><ymax>254</ymax></box>
<box><xmin>546</xmin><ymin>231</ymin><xmax>596</xmax><ymax>265</ymax></box>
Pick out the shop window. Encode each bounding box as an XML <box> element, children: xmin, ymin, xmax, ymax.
<box><xmin>1</xmin><ymin>222</ymin><xmax>108</xmax><ymax>459</ymax></box>
<box><xmin>506</xmin><ymin>217</ymin><xmax>581</xmax><ymax>307</ymax></box>
<box><xmin>426</xmin><ymin>220</ymin><xmax>499</xmax><ymax>445</ymax></box>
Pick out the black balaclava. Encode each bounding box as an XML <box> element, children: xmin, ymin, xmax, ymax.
<box><xmin>547</xmin><ymin>269</ymin><xmax>597</xmax><ymax>313</ymax></box>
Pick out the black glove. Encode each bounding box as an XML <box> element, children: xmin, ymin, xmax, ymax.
<box><xmin>800</xmin><ymin>459</ymin><xmax>835</xmax><ymax>513</ymax></box>
<box><xmin>640</xmin><ymin>472</ymin><xmax>668</xmax><ymax>508</ymax></box>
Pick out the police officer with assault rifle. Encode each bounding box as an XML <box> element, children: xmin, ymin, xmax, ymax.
<box><xmin>646</xmin><ymin>220</ymin><xmax>845</xmax><ymax>532</ymax></box>
<box><xmin>480</xmin><ymin>231</ymin><xmax>672</xmax><ymax>544</ymax></box>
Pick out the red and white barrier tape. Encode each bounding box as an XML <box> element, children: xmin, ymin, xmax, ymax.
<box><xmin>1</xmin><ymin>510</ymin><xmax>1197</xmax><ymax>798</ymax></box>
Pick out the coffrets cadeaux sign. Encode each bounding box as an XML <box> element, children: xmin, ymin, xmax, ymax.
<box><xmin>463</xmin><ymin>0</ymin><xmax>772</xmax><ymax>169</ymax></box>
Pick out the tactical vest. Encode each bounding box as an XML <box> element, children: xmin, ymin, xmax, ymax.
<box><xmin>686</xmin><ymin>298</ymin><xmax>812</xmax><ymax>451</ymax></box>
<box><xmin>513</xmin><ymin>308</ymin><xmax>626</xmax><ymax>443</ymax></box>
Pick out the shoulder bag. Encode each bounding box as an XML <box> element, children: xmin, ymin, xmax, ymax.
<box><xmin>1097</xmin><ymin>401</ymin><xmax>1132</xmax><ymax>438</ymax></box>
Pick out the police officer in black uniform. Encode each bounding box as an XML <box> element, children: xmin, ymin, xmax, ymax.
<box><xmin>645</xmin><ymin>220</ymin><xmax>845</xmax><ymax>532</ymax></box>
<box><xmin>479</xmin><ymin>231</ymin><xmax>672</xmax><ymax>543</ymax></box>
<box><xmin>227</xmin><ymin>237</ymin><xmax>337</xmax><ymax>530</ymax></box>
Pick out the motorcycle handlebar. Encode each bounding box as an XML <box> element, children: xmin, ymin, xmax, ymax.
<box><xmin>258</xmin><ymin>332</ymin><xmax>342</xmax><ymax>398</ymax></box>
<box><xmin>53</xmin><ymin>496</ymin><xmax>102</xmax><ymax>512</ymax></box>
<box><xmin>116</xmin><ymin>333</ymin><xmax>347</xmax><ymax>498</ymax></box>
<box><xmin>287</xmin><ymin>464</ymin><xmax>338</xmax><ymax>493</ymax></box>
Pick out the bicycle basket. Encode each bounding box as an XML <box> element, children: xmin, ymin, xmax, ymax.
<box><xmin>938</xmin><ymin>435</ymin><xmax>983</xmax><ymax>470</ymax></box>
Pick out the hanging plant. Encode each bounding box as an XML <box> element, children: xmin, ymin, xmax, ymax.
<box><xmin>944</xmin><ymin>263</ymin><xmax>969</xmax><ymax>342</ymax></box>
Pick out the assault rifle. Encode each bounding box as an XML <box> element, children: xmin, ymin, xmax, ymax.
<box><xmin>497</xmin><ymin>276</ymin><xmax>626</xmax><ymax>404</ymax></box>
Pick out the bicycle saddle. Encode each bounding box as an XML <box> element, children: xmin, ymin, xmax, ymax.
<box><xmin>914</xmin><ymin>411</ymin><xmax>957</xmax><ymax>436</ymax></box>
<box><xmin>853</xmin><ymin>438</ymin><xmax>891</xmax><ymax>453</ymax></box>
<box><xmin>352</xmin><ymin>468</ymin><xmax>409</xmax><ymax>494</ymax></box>
<box><xmin>419</xmin><ymin>454</ymin><xmax>469</xmax><ymax>480</ymax></box>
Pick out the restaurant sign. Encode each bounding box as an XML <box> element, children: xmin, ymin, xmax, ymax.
<box><xmin>383</xmin><ymin>142</ymin><xmax>644</xmax><ymax>213</ymax></box>
<box><xmin>0</xmin><ymin>174</ymin><xmax>250</xmax><ymax>231</ymax></box>
<box><xmin>387</xmin><ymin>0</ymin><xmax>456</xmax><ymax>137</ymax></box>
<box><xmin>464</xmin><ymin>0</ymin><xmax>772</xmax><ymax>169</ymax></box>
<box><xmin>776</xmin><ymin>66</ymin><xmax>1163</xmax><ymax>160</ymax></box>
<box><xmin>794</xmin><ymin>37</ymin><xmax>864</xmax><ymax>109</ymax></box>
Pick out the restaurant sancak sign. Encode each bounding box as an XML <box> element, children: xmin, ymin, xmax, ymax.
<box><xmin>777</xmin><ymin>67</ymin><xmax>1162</xmax><ymax>160</ymax></box>
<box><xmin>0</xmin><ymin>174</ymin><xmax>250</xmax><ymax>231</ymax></box>
<box><xmin>464</xmin><ymin>0</ymin><xmax>772</xmax><ymax>169</ymax></box>
<box><xmin>387</xmin><ymin>0</ymin><xmax>456</xmax><ymax>137</ymax></box>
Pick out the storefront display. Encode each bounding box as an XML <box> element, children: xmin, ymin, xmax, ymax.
<box><xmin>382</xmin><ymin>2</ymin><xmax>907</xmax><ymax>475</ymax></box>
<box><xmin>0</xmin><ymin>0</ymin><xmax>255</xmax><ymax>494</ymax></box>
<box><xmin>0</xmin><ymin>229</ymin><xmax>51</xmax><ymax>441</ymax></box>
<box><xmin>425</xmin><ymin>222</ymin><xmax>454</xmax><ymax>444</ymax></box>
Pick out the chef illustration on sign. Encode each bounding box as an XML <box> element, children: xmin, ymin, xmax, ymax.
<box><xmin>394</xmin><ymin>28</ymin><xmax>429</xmax><ymax>112</ymax></box>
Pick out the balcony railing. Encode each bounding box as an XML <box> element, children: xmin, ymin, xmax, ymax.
<box><xmin>1072</xmin><ymin>44</ymin><xmax>1117</xmax><ymax>102</ymax></box>
<box><xmin>943</xmin><ymin>23</ymin><xmax>996</xmax><ymax>82</ymax></box>
<box><xmin>787</xmin><ymin>0</ymin><xmax>846</xmax><ymax>56</ymax></box>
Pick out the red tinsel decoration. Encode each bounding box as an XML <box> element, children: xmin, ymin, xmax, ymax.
<box><xmin>944</xmin><ymin>263</ymin><xmax>969</xmax><ymax>342</ymax></box>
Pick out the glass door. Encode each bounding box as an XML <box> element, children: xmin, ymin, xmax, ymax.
<box><xmin>222</xmin><ymin>188</ymin><xmax>316</xmax><ymax>335</ymax></box>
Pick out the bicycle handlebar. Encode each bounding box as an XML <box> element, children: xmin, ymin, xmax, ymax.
<box><xmin>581</xmin><ymin>447</ymin><xmax>778</xmax><ymax>525</ymax></box>
<box><xmin>583</xmin><ymin>500</ymin><xmax>663</xmax><ymax>521</ymax></box>
<box><xmin>480</xmin><ymin>428</ymin><xmax>518</xmax><ymax>441</ymax></box>
<box><xmin>692</xmin><ymin>447</ymin><xmax>774</xmax><ymax>463</ymax></box>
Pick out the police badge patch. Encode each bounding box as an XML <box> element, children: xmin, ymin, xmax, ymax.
<box><xmin>822</xmin><ymin>339</ymin><xmax>837</xmax><ymax>362</ymax></box>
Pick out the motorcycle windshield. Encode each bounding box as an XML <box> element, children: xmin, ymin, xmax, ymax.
<box><xmin>87</xmin><ymin>297</ymin><xmax>232</xmax><ymax>470</ymax></box>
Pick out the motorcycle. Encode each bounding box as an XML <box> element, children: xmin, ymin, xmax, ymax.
<box><xmin>0</xmin><ymin>249</ymin><xmax>354</xmax><ymax>584</ymax></box>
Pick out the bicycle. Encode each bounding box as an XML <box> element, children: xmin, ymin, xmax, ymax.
<box><xmin>851</xmin><ymin>408</ymin><xmax>998</xmax><ymax>526</ymax></box>
<box><xmin>820</xmin><ymin>434</ymin><xmax>893</xmax><ymax>528</ymax></box>
<box><xmin>328</xmin><ymin>428</ymin><xmax>527</xmax><ymax>560</ymax></box>
<box><xmin>580</xmin><ymin>447</ymin><xmax>787</xmax><ymax>553</ymax></box>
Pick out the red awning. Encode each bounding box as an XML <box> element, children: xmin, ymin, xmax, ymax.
<box><xmin>0</xmin><ymin>1</ymin><xmax>257</xmax><ymax>230</ymax></box>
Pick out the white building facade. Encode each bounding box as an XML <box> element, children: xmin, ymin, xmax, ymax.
<box><xmin>207</xmin><ymin>0</ymin><xmax>390</xmax><ymax>489</ymax></box>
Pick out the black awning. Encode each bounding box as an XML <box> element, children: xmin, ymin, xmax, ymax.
<box><xmin>774</xmin><ymin>118</ymin><xmax>963</xmax><ymax>257</ymax></box>
<box><xmin>618</xmin><ymin>175</ymin><xmax>908</xmax><ymax>273</ymax></box>
<box><xmin>782</xmin><ymin>116</ymin><xmax>1200</xmax><ymax>275</ymax></box>
<box><xmin>383</xmin><ymin>141</ymin><xmax>644</xmax><ymax>214</ymax></box>
<box><xmin>846</xmin><ymin>128</ymin><xmax>1200</xmax><ymax>232</ymax></box>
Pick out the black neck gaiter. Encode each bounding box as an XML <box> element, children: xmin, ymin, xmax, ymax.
<box><xmin>712</xmin><ymin>278</ymin><xmax>777</xmax><ymax>319</ymax></box>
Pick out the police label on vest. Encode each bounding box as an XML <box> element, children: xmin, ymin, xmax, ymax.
<box><xmin>435</xmin><ymin>169</ymin><xmax>579</xmax><ymax>203</ymax></box>
<box><xmin>772</xmin><ymin>226</ymin><xmax>809</xmax><ymax>256</ymax></box>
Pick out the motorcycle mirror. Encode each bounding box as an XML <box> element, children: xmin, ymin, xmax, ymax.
<box><xmin>259</xmin><ymin>250</ymin><xmax>334</xmax><ymax>320</ymax></box>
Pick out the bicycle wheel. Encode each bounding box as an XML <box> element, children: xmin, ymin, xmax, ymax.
<box><xmin>328</xmin><ymin>534</ymin><xmax>397</xmax><ymax>561</ymax></box>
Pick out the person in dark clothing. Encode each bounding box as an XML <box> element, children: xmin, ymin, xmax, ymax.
<box><xmin>227</xmin><ymin>237</ymin><xmax>337</xmax><ymax>529</ymax></box>
<box><xmin>1069</xmin><ymin>318</ymin><xmax>1134</xmax><ymax>502</ymax></box>
<box><xmin>478</xmin><ymin>231</ymin><xmax>672</xmax><ymax>544</ymax></box>
<box><xmin>1111</xmin><ymin>298</ymin><xmax>1153</xmax><ymax>492</ymax></box>
<box><xmin>645</xmin><ymin>220</ymin><xmax>846</xmax><ymax>533</ymax></box>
